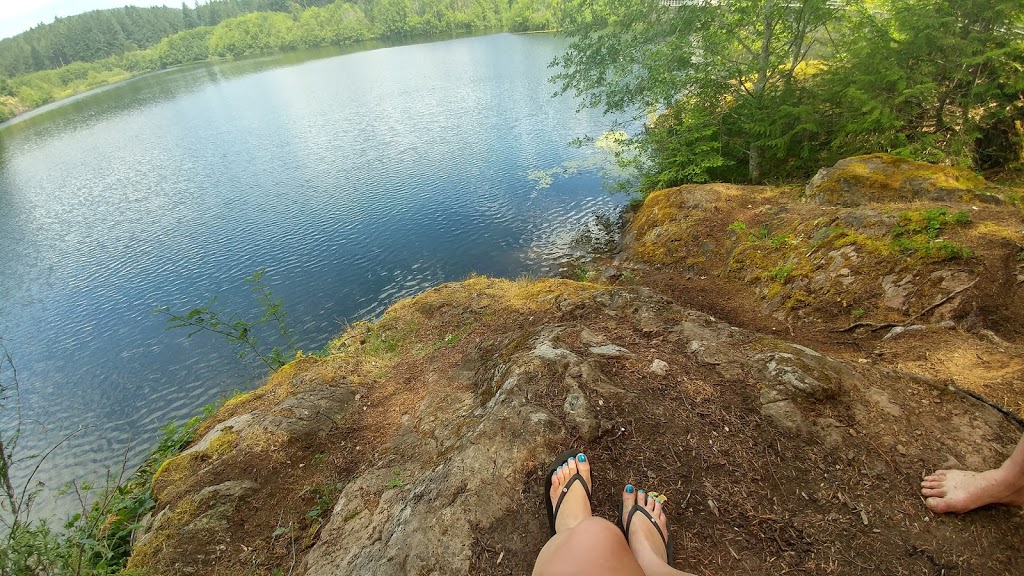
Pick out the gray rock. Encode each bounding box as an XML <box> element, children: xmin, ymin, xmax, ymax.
<box><xmin>760</xmin><ymin>400</ymin><xmax>805</xmax><ymax>432</ymax></box>
<box><xmin>589</xmin><ymin>344</ymin><xmax>632</xmax><ymax>357</ymax></box>
<box><xmin>805</xmin><ymin>154</ymin><xmax>987</xmax><ymax>207</ymax></box>
<box><xmin>649</xmin><ymin>359</ymin><xmax>669</xmax><ymax>375</ymax></box>
<box><xmin>976</xmin><ymin>328</ymin><xmax>1009</xmax><ymax>347</ymax></box>
<box><xmin>881</xmin><ymin>274</ymin><xmax>916</xmax><ymax>311</ymax></box>
<box><xmin>760</xmin><ymin>353</ymin><xmax>830</xmax><ymax>399</ymax></box>
<box><xmin>563</xmin><ymin>378</ymin><xmax>600</xmax><ymax>441</ymax></box>
<box><xmin>881</xmin><ymin>324</ymin><xmax>926</xmax><ymax>341</ymax></box>
<box><xmin>532</xmin><ymin>342</ymin><xmax>579</xmax><ymax>363</ymax></box>
<box><xmin>579</xmin><ymin>327</ymin><xmax>605</xmax><ymax>346</ymax></box>
<box><xmin>185</xmin><ymin>413</ymin><xmax>257</xmax><ymax>456</ymax></box>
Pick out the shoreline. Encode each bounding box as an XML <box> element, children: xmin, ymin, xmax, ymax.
<box><xmin>0</xmin><ymin>29</ymin><xmax>530</xmax><ymax>128</ymax></box>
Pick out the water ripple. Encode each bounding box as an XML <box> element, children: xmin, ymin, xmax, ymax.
<box><xmin>0</xmin><ymin>33</ymin><xmax>629</xmax><ymax>519</ymax></box>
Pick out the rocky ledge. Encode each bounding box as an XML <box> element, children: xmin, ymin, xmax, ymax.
<box><xmin>131</xmin><ymin>277</ymin><xmax>1022</xmax><ymax>574</ymax></box>
<box><xmin>130</xmin><ymin>156</ymin><xmax>1024</xmax><ymax>575</ymax></box>
<box><xmin>618</xmin><ymin>154</ymin><xmax>1024</xmax><ymax>412</ymax></box>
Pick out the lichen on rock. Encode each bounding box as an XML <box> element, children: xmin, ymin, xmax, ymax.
<box><xmin>805</xmin><ymin>153</ymin><xmax>993</xmax><ymax>207</ymax></box>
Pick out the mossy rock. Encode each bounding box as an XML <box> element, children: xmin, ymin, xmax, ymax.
<box><xmin>805</xmin><ymin>154</ymin><xmax>994</xmax><ymax>207</ymax></box>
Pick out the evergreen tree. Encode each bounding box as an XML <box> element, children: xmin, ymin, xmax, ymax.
<box><xmin>182</xmin><ymin>2</ymin><xmax>200</xmax><ymax>29</ymax></box>
<box><xmin>819</xmin><ymin>0</ymin><xmax>1024</xmax><ymax>168</ymax></box>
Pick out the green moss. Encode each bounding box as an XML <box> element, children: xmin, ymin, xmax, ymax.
<box><xmin>890</xmin><ymin>208</ymin><xmax>973</xmax><ymax>261</ymax></box>
<box><xmin>770</xmin><ymin>233</ymin><xmax>792</xmax><ymax>248</ymax></box>
<box><xmin>769</xmin><ymin>264</ymin><xmax>794</xmax><ymax>282</ymax></box>
<box><xmin>810</xmin><ymin>154</ymin><xmax>988</xmax><ymax>206</ymax></box>
<box><xmin>830</xmin><ymin>227</ymin><xmax>894</xmax><ymax>256</ymax></box>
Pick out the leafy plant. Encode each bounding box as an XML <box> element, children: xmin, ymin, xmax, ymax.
<box><xmin>769</xmin><ymin>264</ymin><xmax>794</xmax><ymax>282</ymax></box>
<box><xmin>303</xmin><ymin>482</ymin><xmax>345</xmax><ymax>520</ymax></box>
<box><xmin>156</xmin><ymin>268</ymin><xmax>297</xmax><ymax>371</ymax></box>
<box><xmin>568</xmin><ymin>261</ymin><xmax>594</xmax><ymax>282</ymax></box>
<box><xmin>770</xmin><ymin>233</ymin><xmax>791</xmax><ymax>248</ymax></box>
<box><xmin>890</xmin><ymin>208</ymin><xmax>973</xmax><ymax>260</ymax></box>
<box><xmin>0</xmin><ymin>340</ymin><xmax>215</xmax><ymax>575</ymax></box>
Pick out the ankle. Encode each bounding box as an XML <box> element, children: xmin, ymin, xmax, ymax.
<box><xmin>631</xmin><ymin>543</ymin><xmax>669</xmax><ymax>571</ymax></box>
<box><xmin>990</xmin><ymin>466</ymin><xmax>1024</xmax><ymax>500</ymax></box>
<box><xmin>627</xmin><ymin>529</ymin><xmax>667</xmax><ymax>566</ymax></box>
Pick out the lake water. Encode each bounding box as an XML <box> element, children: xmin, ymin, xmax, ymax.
<box><xmin>0</xmin><ymin>33</ymin><xmax>624</xmax><ymax>515</ymax></box>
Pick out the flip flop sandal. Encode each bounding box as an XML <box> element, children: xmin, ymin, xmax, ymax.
<box><xmin>544</xmin><ymin>449</ymin><xmax>592</xmax><ymax>536</ymax></box>
<box><xmin>618</xmin><ymin>493</ymin><xmax>674</xmax><ymax>564</ymax></box>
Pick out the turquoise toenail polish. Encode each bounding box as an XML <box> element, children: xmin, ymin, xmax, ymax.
<box><xmin>577</xmin><ymin>453</ymin><xmax>586</xmax><ymax>463</ymax></box>
<box><xmin>638</xmin><ymin>489</ymin><xmax>645</xmax><ymax>494</ymax></box>
<box><xmin>625</xmin><ymin>484</ymin><xmax>634</xmax><ymax>494</ymax></box>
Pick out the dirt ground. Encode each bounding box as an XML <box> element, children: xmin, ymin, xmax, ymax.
<box><xmin>626</xmin><ymin>269</ymin><xmax>1024</xmax><ymax>422</ymax></box>
<box><xmin>463</xmin><ymin>281</ymin><xmax>1024</xmax><ymax>575</ymax></box>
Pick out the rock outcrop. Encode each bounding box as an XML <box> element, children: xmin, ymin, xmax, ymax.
<box><xmin>130</xmin><ymin>277</ymin><xmax>1024</xmax><ymax>575</ymax></box>
<box><xmin>126</xmin><ymin>156</ymin><xmax>1024</xmax><ymax>575</ymax></box>
<box><xmin>805</xmin><ymin>154</ymin><xmax>998</xmax><ymax>207</ymax></box>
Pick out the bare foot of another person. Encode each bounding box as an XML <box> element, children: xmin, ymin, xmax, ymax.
<box><xmin>921</xmin><ymin>468</ymin><xmax>1024</xmax><ymax>514</ymax></box>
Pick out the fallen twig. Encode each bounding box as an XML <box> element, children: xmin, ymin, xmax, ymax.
<box><xmin>832</xmin><ymin>278</ymin><xmax>979</xmax><ymax>334</ymax></box>
<box><xmin>905</xmin><ymin>278</ymin><xmax>978</xmax><ymax>323</ymax></box>
<box><xmin>832</xmin><ymin>321</ymin><xmax>899</xmax><ymax>333</ymax></box>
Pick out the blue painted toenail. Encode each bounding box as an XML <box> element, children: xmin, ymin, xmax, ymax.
<box><xmin>577</xmin><ymin>453</ymin><xmax>586</xmax><ymax>463</ymax></box>
<box><xmin>625</xmin><ymin>484</ymin><xmax>634</xmax><ymax>494</ymax></box>
<box><xmin>638</xmin><ymin>489</ymin><xmax>645</xmax><ymax>494</ymax></box>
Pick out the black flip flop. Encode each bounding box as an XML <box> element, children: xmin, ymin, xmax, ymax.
<box><xmin>618</xmin><ymin>495</ymin><xmax>674</xmax><ymax>564</ymax></box>
<box><xmin>544</xmin><ymin>449</ymin><xmax>592</xmax><ymax>536</ymax></box>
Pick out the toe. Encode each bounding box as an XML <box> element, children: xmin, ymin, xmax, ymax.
<box><xmin>637</xmin><ymin>489</ymin><xmax>647</xmax><ymax>508</ymax></box>
<box><xmin>622</xmin><ymin>484</ymin><xmax>636</xmax><ymax>530</ymax></box>
<box><xmin>921</xmin><ymin>487</ymin><xmax>945</xmax><ymax>498</ymax></box>
<box><xmin>549</xmin><ymin>467</ymin><xmax>562</xmax><ymax>504</ymax></box>
<box><xmin>926</xmin><ymin>496</ymin><xmax>950</xmax><ymax>513</ymax></box>
<box><xmin>575</xmin><ymin>452</ymin><xmax>591</xmax><ymax>484</ymax></box>
<box><xmin>652</xmin><ymin>498</ymin><xmax>663</xmax><ymax>518</ymax></box>
<box><xmin>558</xmin><ymin>462</ymin><xmax>570</xmax><ymax>485</ymax></box>
<box><xmin>921</xmin><ymin>480</ymin><xmax>942</xmax><ymax>489</ymax></box>
<box><xmin>566</xmin><ymin>456</ymin><xmax>578</xmax><ymax>478</ymax></box>
<box><xmin>644</xmin><ymin>491</ymin><xmax>657</xmax><ymax>513</ymax></box>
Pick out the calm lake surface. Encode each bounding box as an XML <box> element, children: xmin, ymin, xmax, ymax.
<box><xmin>0</xmin><ymin>33</ymin><xmax>624</xmax><ymax>513</ymax></box>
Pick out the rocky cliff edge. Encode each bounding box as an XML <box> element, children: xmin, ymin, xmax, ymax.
<box><xmin>131</xmin><ymin>156</ymin><xmax>1024</xmax><ymax>575</ymax></box>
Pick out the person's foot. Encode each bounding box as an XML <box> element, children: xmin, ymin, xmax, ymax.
<box><xmin>621</xmin><ymin>484</ymin><xmax>670</xmax><ymax>569</ymax></box>
<box><xmin>549</xmin><ymin>453</ymin><xmax>592</xmax><ymax>533</ymax></box>
<box><xmin>921</xmin><ymin>467</ymin><xmax>1024</xmax><ymax>513</ymax></box>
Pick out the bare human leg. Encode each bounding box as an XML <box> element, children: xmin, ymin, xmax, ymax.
<box><xmin>921</xmin><ymin>434</ymin><xmax>1024</xmax><ymax>514</ymax></box>
<box><xmin>533</xmin><ymin>453</ymin><xmax>646</xmax><ymax>576</ymax></box>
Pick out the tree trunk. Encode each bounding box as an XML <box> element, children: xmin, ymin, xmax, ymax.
<box><xmin>749</xmin><ymin>0</ymin><xmax>773</xmax><ymax>185</ymax></box>
<box><xmin>749</xmin><ymin>142</ymin><xmax>763</xmax><ymax>184</ymax></box>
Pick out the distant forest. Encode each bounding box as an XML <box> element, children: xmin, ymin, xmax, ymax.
<box><xmin>0</xmin><ymin>0</ymin><xmax>564</xmax><ymax>120</ymax></box>
<box><xmin>2</xmin><ymin>1</ymin><xmax>294</xmax><ymax>76</ymax></box>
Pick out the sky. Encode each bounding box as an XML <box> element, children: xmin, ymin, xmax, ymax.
<box><xmin>0</xmin><ymin>1</ymin><xmax>172</xmax><ymax>41</ymax></box>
